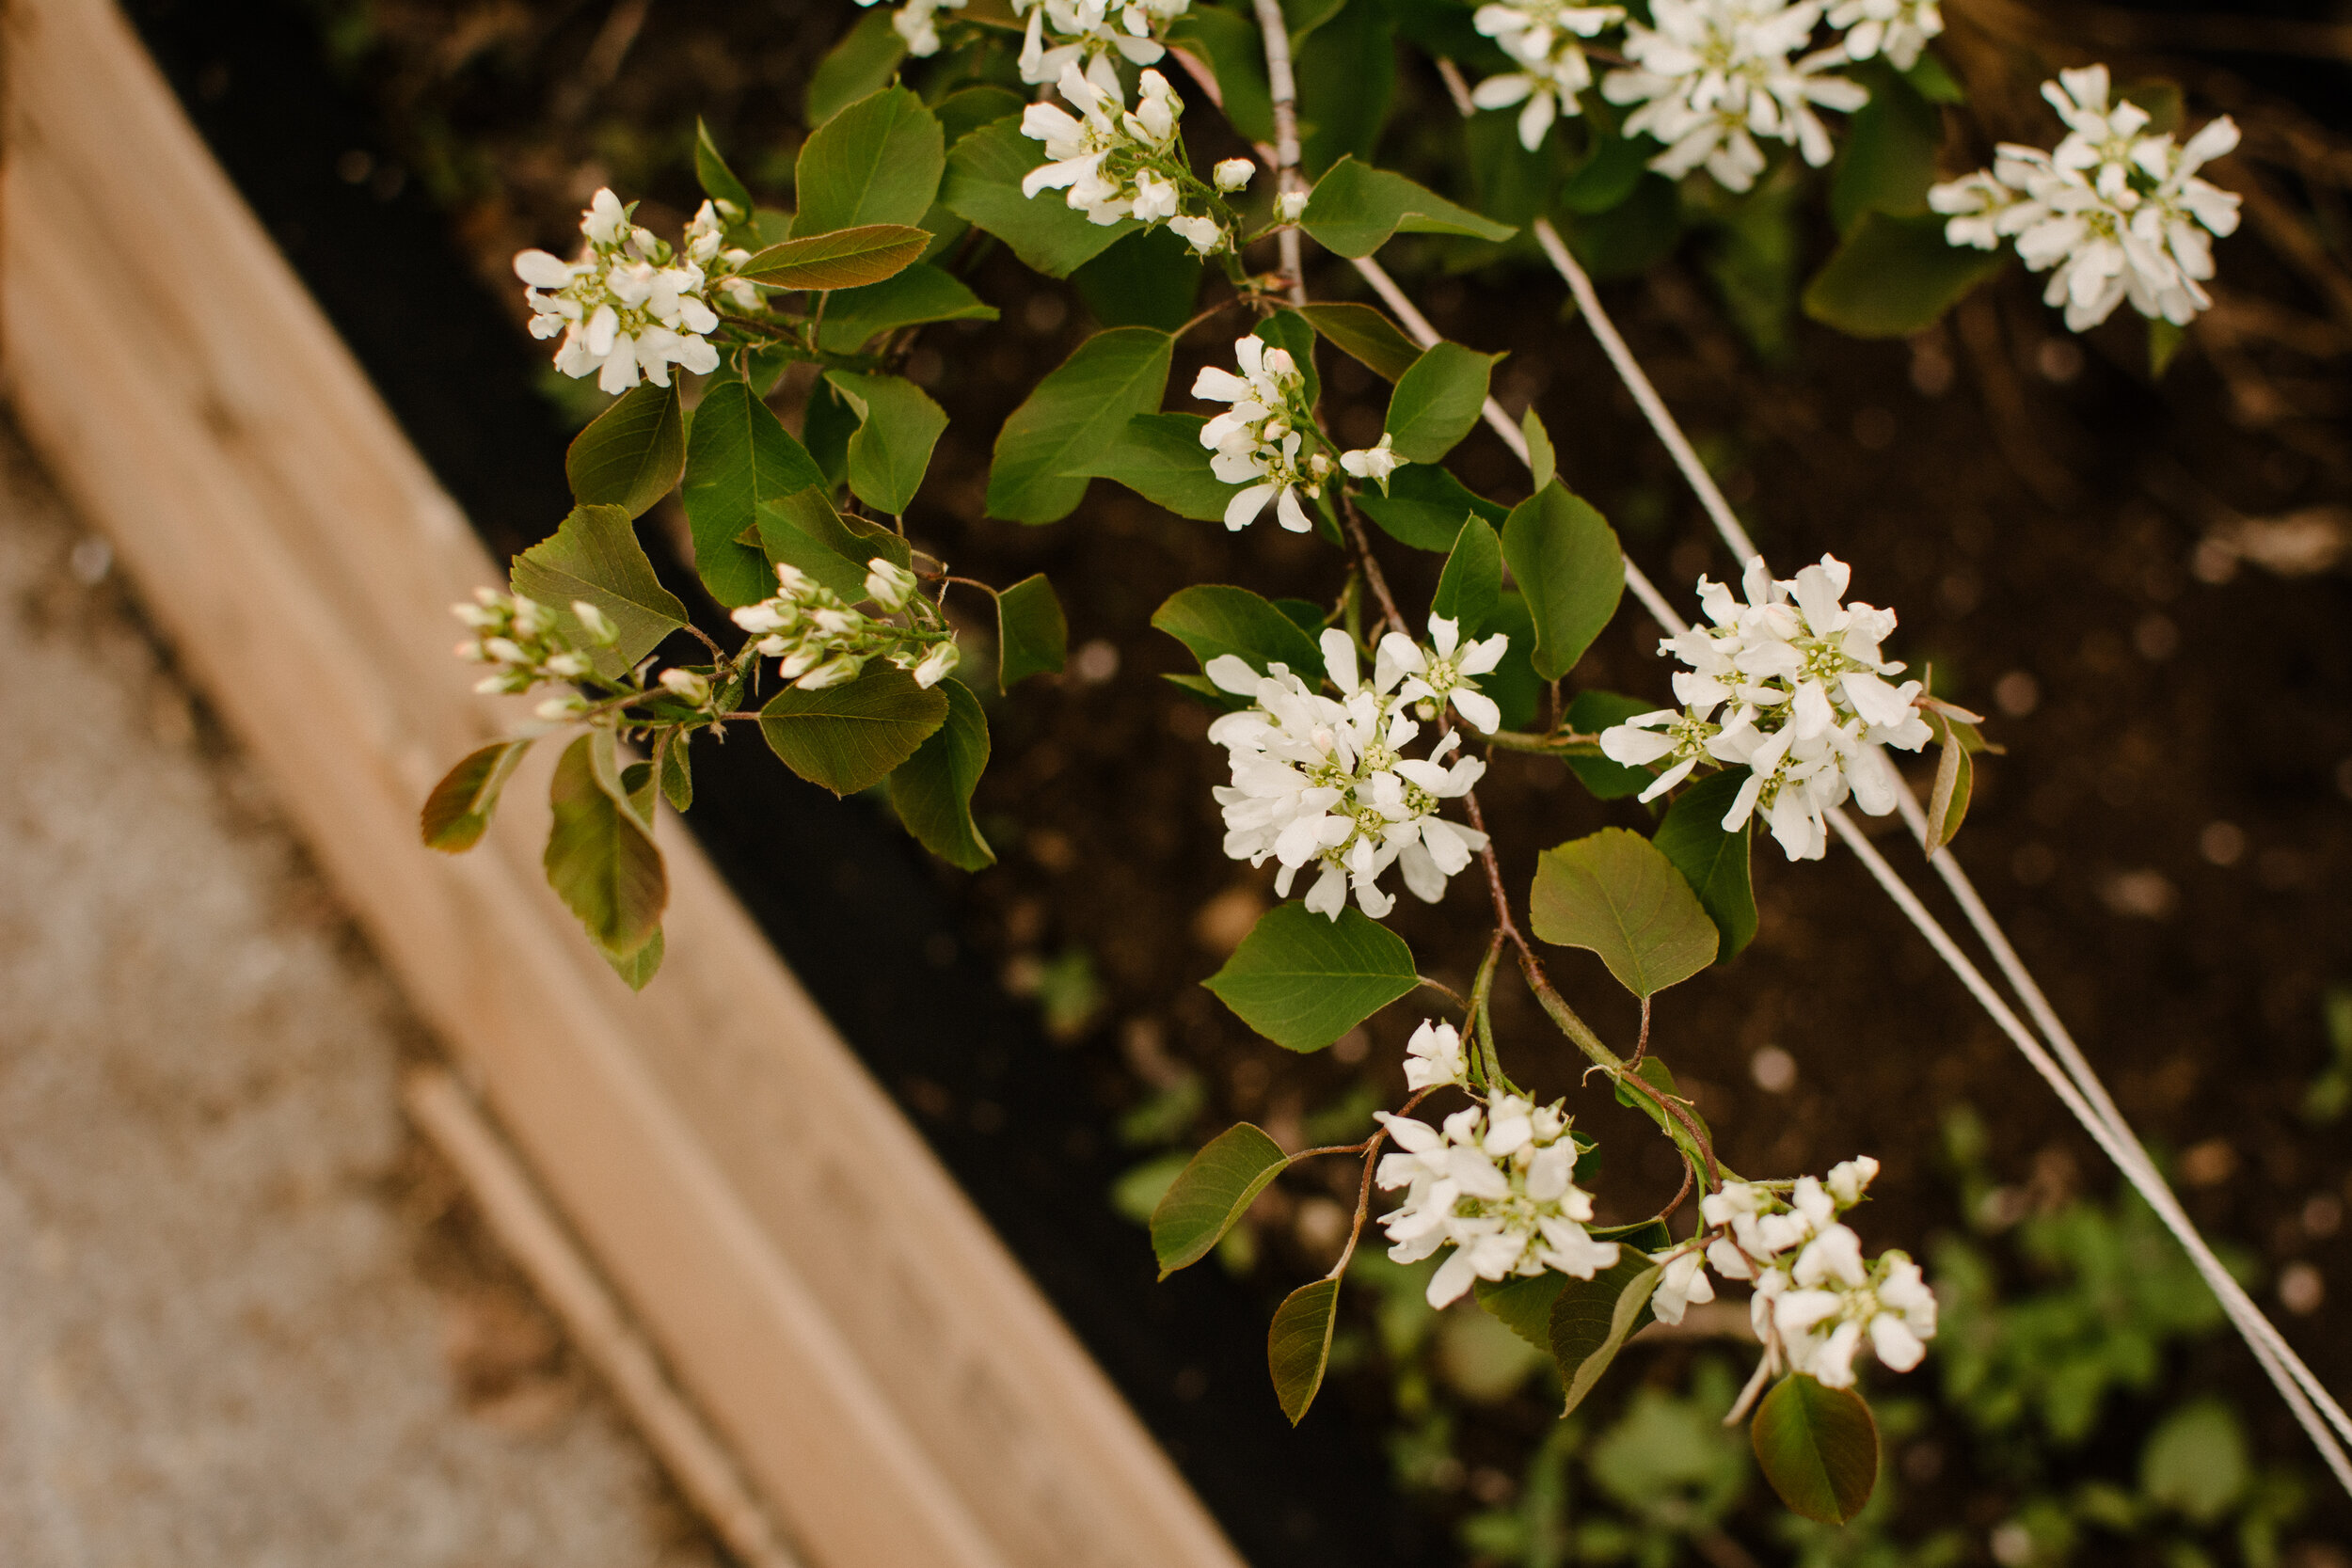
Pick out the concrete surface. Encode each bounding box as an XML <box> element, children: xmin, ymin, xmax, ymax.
<box><xmin>0</xmin><ymin>418</ymin><xmax>719</xmax><ymax>1567</ymax></box>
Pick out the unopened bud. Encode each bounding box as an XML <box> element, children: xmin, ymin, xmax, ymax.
<box><xmin>913</xmin><ymin>641</ymin><xmax>961</xmax><ymax>689</ymax></box>
<box><xmin>1214</xmin><ymin>158</ymin><xmax>1255</xmax><ymax>193</ymax></box>
<box><xmin>535</xmin><ymin>694</ymin><xmax>588</xmax><ymax>721</ymax></box>
<box><xmin>572</xmin><ymin>600</ymin><xmax>620</xmax><ymax>645</ymax></box>
<box><xmin>864</xmin><ymin>557</ymin><xmax>920</xmax><ymax>612</ymax></box>
<box><xmin>659</xmin><ymin>668</ymin><xmax>713</xmax><ymax>706</ymax></box>
<box><xmin>1275</xmin><ymin>190</ymin><xmax>1309</xmax><ymax>224</ymax></box>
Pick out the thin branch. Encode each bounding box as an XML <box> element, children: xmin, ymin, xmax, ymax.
<box><xmin>1248</xmin><ymin>0</ymin><xmax>1308</xmax><ymax>306</ymax></box>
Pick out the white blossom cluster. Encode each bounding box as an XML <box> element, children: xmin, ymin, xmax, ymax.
<box><xmin>1929</xmin><ymin>65</ymin><xmax>2242</xmax><ymax>332</ymax></box>
<box><xmin>1193</xmin><ymin>335</ymin><xmax>1331</xmax><ymax>531</ymax></box>
<box><xmin>1600</xmin><ymin>1</ymin><xmax>1870</xmax><ymax>193</ymax></box>
<box><xmin>1651</xmin><ymin>1157</ymin><xmax>1938</xmax><ymax>1389</ymax></box>
<box><xmin>1014</xmin><ymin>0</ymin><xmax>1189</xmax><ymax>86</ymax></box>
<box><xmin>730</xmin><ymin>560</ymin><xmax>960</xmax><ymax>691</ymax></box>
<box><xmin>851</xmin><ymin>0</ymin><xmax>966</xmax><ymax>57</ymax></box>
<box><xmin>1205</xmin><ymin>621</ymin><xmax>1503</xmax><ymax>920</ymax></box>
<box><xmin>1598</xmin><ymin>554</ymin><xmax>1930</xmax><ymax>862</ymax></box>
<box><xmin>452</xmin><ymin>589</ymin><xmax>612</xmax><ymax>697</ymax></box>
<box><xmin>514</xmin><ymin>190</ymin><xmax>746</xmax><ymax>394</ymax></box>
<box><xmin>1376</xmin><ymin>1094</ymin><xmax>1621</xmax><ymax>1308</ymax></box>
<box><xmin>1022</xmin><ymin>66</ymin><xmax>1232</xmax><ymax>254</ymax></box>
<box><xmin>1823</xmin><ymin>0</ymin><xmax>1941</xmax><ymax>69</ymax></box>
<box><xmin>1469</xmin><ymin>2</ymin><xmax>1627</xmax><ymax>153</ymax></box>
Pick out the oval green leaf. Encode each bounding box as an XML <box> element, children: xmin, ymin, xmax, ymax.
<box><xmin>739</xmin><ymin>223</ymin><xmax>931</xmax><ymax>290</ymax></box>
<box><xmin>1530</xmin><ymin>828</ymin><xmax>1718</xmax><ymax>997</ymax></box>
<box><xmin>1152</xmin><ymin>584</ymin><xmax>1326</xmax><ymax>680</ymax></box>
<box><xmin>1803</xmin><ymin>211</ymin><xmax>2005</xmax><ymax>339</ymax></box>
<box><xmin>1432</xmin><ymin>515</ymin><xmax>1502</xmax><ymax>636</ymax></box>
<box><xmin>1150</xmin><ymin>1122</ymin><xmax>1289</xmax><ymax>1276</ymax></box>
<box><xmin>941</xmin><ymin>119</ymin><xmax>1137</xmax><ymax>277</ymax></box>
<box><xmin>1295</xmin><ymin>301</ymin><xmax>1422</xmax><ymax>383</ymax></box>
<box><xmin>792</xmin><ymin>86</ymin><xmax>944</xmax><ymax>235</ymax></box>
<box><xmin>509</xmin><ymin>503</ymin><xmax>690</xmax><ymax>677</ymax></box>
<box><xmin>421</xmin><ymin>738</ymin><xmax>532</xmax><ymax>853</ymax></box>
<box><xmin>1355</xmin><ymin>462</ymin><xmax>1508</xmax><ymax>552</ymax></box>
<box><xmin>816</xmin><ymin>261</ymin><xmax>998</xmax><ymax>355</ymax></box>
<box><xmin>1300</xmin><ymin>156</ymin><xmax>1517</xmax><ymax>259</ymax></box>
<box><xmin>1751</xmin><ymin>1373</ymin><xmax>1881</xmax><ymax>1525</ymax></box>
<box><xmin>986</xmin><ymin>327</ymin><xmax>1173</xmax><ymax>524</ymax></box>
<box><xmin>1551</xmin><ymin>1257</ymin><xmax>1662</xmax><ymax>1416</ymax></box>
<box><xmin>693</xmin><ymin>118</ymin><xmax>755</xmax><ymax>227</ymax></box>
<box><xmin>887</xmin><ymin>677</ymin><xmax>993</xmax><ymax>870</ymax></box>
<box><xmin>1204</xmin><ymin>903</ymin><xmax>1417</xmax><ymax>1053</ymax></box>
<box><xmin>1501</xmin><ymin>482</ymin><xmax>1623</xmax><ymax>679</ymax></box>
<box><xmin>565</xmin><ymin>380</ymin><xmax>685</xmax><ymax>519</ymax></box>
<box><xmin>1654</xmin><ymin>770</ymin><xmax>1758</xmax><ymax>963</ymax></box>
<box><xmin>824</xmin><ymin>370</ymin><xmax>947</xmax><ymax>515</ymax></box>
<box><xmin>1269</xmin><ymin>1276</ymin><xmax>1343</xmax><ymax>1425</ymax></box>
<box><xmin>759</xmin><ymin>666</ymin><xmax>949</xmax><ymax>796</ymax></box>
<box><xmin>995</xmin><ymin>573</ymin><xmax>1067</xmax><ymax>690</ymax></box>
<box><xmin>1385</xmin><ymin>341</ymin><xmax>1499</xmax><ymax>465</ymax></box>
<box><xmin>1561</xmin><ymin>690</ymin><xmax>1657</xmax><ymax>800</ymax></box>
<box><xmin>804</xmin><ymin>8</ymin><xmax>905</xmax><ymax>130</ymax></box>
<box><xmin>544</xmin><ymin>734</ymin><xmax>667</xmax><ymax>960</ymax></box>
<box><xmin>681</xmin><ymin>379</ymin><xmax>828</xmax><ymax>607</ymax></box>
<box><xmin>1071</xmin><ymin>413</ymin><xmax>1245</xmax><ymax>522</ymax></box>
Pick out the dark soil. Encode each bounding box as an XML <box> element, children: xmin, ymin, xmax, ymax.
<box><xmin>132</xmin><ymin>0</ymin><xmax>2352</xmax><ymax>1559</ymax></box>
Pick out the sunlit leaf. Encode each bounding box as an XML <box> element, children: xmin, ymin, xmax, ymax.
<box><xmin>1752</xmin><ymin>1374</ymin><xmax>1880</xmax><ymax>1524</ymax></box>
<box><xmin>510</xmin><ymin>503</ymin><xmax>688</xmax><ymax>677</ymax></box>
<box><xmin>792</xmin><ymin>86</ymin><xmax>944</xmax><ymax>235</ymax></box>
<box><xmin>1151</xmin><ymin>1122</ymin><xmax>1289</xmax><ymax>1275</ymax></box>
<box><xmin>1531</xmin><ymin>828</ymin><xmax>1718</xmax><ymax>997</ymax></box>
<box><xmin>421</xmin><ymin>739</ymin><xmax>532</xmax><ymax>852</ymax></box>
<box><xmin>1204</xmin><ymin>904</ymin><xmax>1417</xmax><ymax>1053</ymax></box>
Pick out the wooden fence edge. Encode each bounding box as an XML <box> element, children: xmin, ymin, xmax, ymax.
<box><xmin>0</xmin><ymin>5</ymin><xmax>1244</xmax><ymax>1566</ymax></box>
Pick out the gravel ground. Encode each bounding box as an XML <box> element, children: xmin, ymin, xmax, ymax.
<box><xmin>0</xmin><ymin>418</ymin><xmax>718</xmax><ymax>1568</ymax></box>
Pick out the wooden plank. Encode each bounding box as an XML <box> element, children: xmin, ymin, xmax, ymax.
<box><xmin>0</xmin><ymin>6</ymin><xmax>1244</xmax><ymax>1568</ymax></box>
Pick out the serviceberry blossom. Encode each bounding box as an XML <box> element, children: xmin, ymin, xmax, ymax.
<box><xmin>1339</xmin><ymin>434</ymin><xmax>1406</xmax><ymax>494</ymax></box>
<box><xmin>1597</xmin><ymin>554</ymin><xmax>1930</xmax><ymax>862</ymax></box>
<box><xmin>514</xmin><ymin>190</ymin><xmax>734</xmax><ymax>394</ymax></box>
<box><xmin>1194</xmin><ymin>335</ymin><xmax>1330</xmax><ymax>532</ymax></box>
<box><xmin>1213</xmin><ymin>158</ymin><xmax>1255</xmax><ymax>192</ymax></box>
<box><xmin>453</xmin><ymin>589</ymin><xmax>606</xmax><ymax>695</ymax></box>
<box><xmin>1375</xmin><ymin>1096</ymin><xmax>1620</xmax><ymax>1308</ymax></box>
<box><xmin>1930</xmin><ymin>65</ymin><xmax>2241</xmax><ymax>331</ymax></box>
<box><xmin>1403</xmin><ymin>1019</ymin><xmax>1471</xmax><ymax>1092</ymax></box>
<box><xmin>852</xmin><ymin>0</ymin><xmax>967</xmax><ymax>56</ymax></box>
<box><xmin>1825</xmin><ymin>0</ymin><xmax>1942</xmax><ymax>71</ymax></box>
<box><xmin>1202</xmin><ymin>628</ymin><xmax>1490</xmax><ymax>920</ymax></box>
<box><xmin>1021</xmin><ymin>66</ymin><xmax>1230</xmax><ymax>252</ymax></box>
<box><xmin>729</xmin><ymin>561</ymin><xmax>961</xmax><ymax>691</ymax></box>
<box><xmin>1470</xmin><ymin>2</ymin><xmax>1627</xmax><ymax>152</ymax></box>
<box><xmin>1379</xmin><ymin>614</ymin><xmax>1510</xmax><ymax>736</ymax></box>
<box><xmin>1601</xmin><ymin>0</ymin><xmax>1868</xmax><ymax>193</ymax></box>
<box><xmin>1014</xmin><ymin>0</ymin><xmax>1188</xmax><ymax>87</ymax></box>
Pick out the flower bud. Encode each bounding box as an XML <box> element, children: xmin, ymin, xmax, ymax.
<box><xmin>1275</xmin><ymin>190</ymin><xmax>1309</xmax><ymax>223</ymax></box>
<box><xmin>571</xmin><ymin>600</ymin><xmax>621</xmax><ymax>645</ymax></box>
<box><xmin>535</xmin><ymin>694</ymin><xmax>588</xmax><ymax>721</ymax></box>
<box><xmin>864</xmin><ymin>557</ymin><xmax>920</xmax><ymax>612</ymax></box>
<box><xmin>1214</xmin><ymin>158</ymin><xmax>1255</xmax><ymax>192</ymax></box>
<box><xmin>913</xmin><ymin>641</ymin><xmax>961</xmax><ymax>689</ymax></box>
<box><xmin>659</xmin><ymin>668</ymin><xmax>713</xmax><ymax>706</ymax></box>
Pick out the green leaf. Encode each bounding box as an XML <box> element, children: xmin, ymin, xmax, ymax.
<box><xmin>1463</xmin><ymin>97</ymin><xmax>1564</xmax><ymax>229</ymax></box>
<box><xmin>889</xmin><ymin>677</ymin><xmax>993</xmax><ymax>870</ymax></box>
<box><xmin>659</xmin><ymin>732</ymin><xmax>693</xmax><ymax>813</ymax></box>
<box><xmin>1483</xmin><ymin>590</ymin><xmax>1543</xmax><ymax>732</ymax></box>
<box><xmin>1071</xmin><ymin>225</ymin><xmax>1202</xmax><ymax>331</ymax></box>
<box><xmin>1384</xmin><ymin>342</ymin><xmax>1499</xmax><ymax>464</ymax></box>
<box><xmin>934</xmin><ymin>85</ymin><xmax>1025</xmax><ymax>149</ymax></box>
<box><xmin>1355</xmin><ymin>463</ymin><xmax>1507</xmax><ymax>551</ymax></box>
<box><xmin>565</xmin><ymin>380</ymin><xmax>686</xmax><ymax>519</ymax></box>
<box><xmin>1151</xmin><ymin>1122</ymin><xmax>1289</xmax><ymax>1275</ymax></box>
<box><xmin>801</xmin><ymin>376</ymin><xmax>855</xmax><ymax>484</ymax></box>
<box><xmin>750</xmin><ymin>491</ymin><xmax>875</xmax><ymax>602</ymax></box>
<box><xmin>1923</xmin><ymin>712</ymin><xmax>1974</xmax><ymax>856</ymax></box>
<box><xmin>1751</xmin><ymin>1375</ymin><xmax>1880</xmax><ymax>1525</ymax></box>
<box><xmin>1804</xmin><ymin>211</ymin><xmax>2005</xmax><ymax>338</ymax></box>
<box><xmin>1300</xmin><ymin>156</ymin><xmax>1517</xmax><ymax>259</ymax></box>
<box><xmin>510</xmin><ymin>503</ymin><xmax>689</xmax><ymax>677</ymax></box>
<box><xmin>1152</xmin><ymin>583</ymin><xmax>1326</xmax><ymax>677</ymax></box>
<box><xmin>1904</xmin><ymin>50</ymin><xmax>1965</xmax><ymax>104</ymax></box>
<box><xmin>815</xmin><ymin>262</ymin><xmax>998</xmax><ymax>355</ymax></box>
<box><xmin>2140</xmin><ymin>1400</ymin><xmax>2249</xmax><ymax>1528</ymax></box>
<box><xmin>823</xmin><ymin>371</ymin><xmax>946</xmax><ymax>515</ymax></box>
<box><xmin>1562</xmin><ymin>690</ymin><xmax>1655</xmax><ymax>800</ymax></box>
<box><xmin>1072</xmin><ymin>413</ymin><xmax>1244</xmax><ymax>522</ymax></box>
<box><xmin>793</xmin><ymin>86</ymin><xmax>943</xmax><ymax>236</ymax></box>
<box><xmin>1204</xmin><ymin>903</ymin><xmax>1417</xmax><ymax>1053</ymax></box>
<box><xmin>602</xmin><ymin>925</ymin><xmax>664</xmax><ymax>990</ymax></box>
<box><xmin>941</xmin><ymin>119</ymin><xmax>1137</xmax><ymax>277</ymax></box>
<box><xmin>1475</xmin><ymin>1273</ymin><xmax>1566</xmax><ymax>1353</ymax></box>
<box><xmin>1521</xmin><ymin>405</ymin><xmax>1556</xmax><ymax>492</ymax></box>
<box><xmin>544</xmin><ymin>733</ymin><xmax>667</xmax><ymax>959</ymax></box>
<box><xmin>1558</xmin><ymin>130</ymin><xmax>1650</xmax><ymax>217</ymax></box>
<box><xmin>1166</xmin><ymin>6</ymin><xmax>1273</xmax><ymax>144</ymax></box>
<box><xmin>804</xmin><ymin>8</ymin><xmax>905</xmax><ymax>130</ymax></box>
<box><xmin>739</xmin><ymin>223</ymin><xmax>931</xmax><ymax>290</ymax></box>
<box><xmin>693</xmin><ymin>118</ymin><xmax>755</xmax><ymax>226</ymax></box>
<box><xmin>1551</xmin><ymin>1259</ymin><xmax>1662</xmax><ymax>1416</ymax></box>
<box><xmin>1531</xmin><ymin>828</ymin><xmax>1718</xmax><ymax>997</ymax></box>
<box><xmin>1268</xmin><ymin>1277</ymin><xmax>1343</xmax><ymax>1424</ymax></box>
<box><xmin>421</xmin><ymin>739</ymin><xmax>532</xmax><ymax>852</ymax></box>
<box><xmin>1295</xmin><ymin>302</ymin><xmax>1421</xmax><ymax>382</ymax></box>
<box><xmin>995</xmin><ymin>574</ymin><xmax>1067</xmax><ymax>690</ymax></box>
<box><xmin>681</xmin><ymin>379</ymin><xmax>828</xmax><ymax>606</ymax></box>
<box><xmin>759</xmin><ymin>666</ymin><xmax>949</xmax><ymax>795</ymax></box>
<box><xmin>1654</xmin><ymin>770</ymin><xmax>1757</xmax><ymax>962</ymax></box>
<box><xmin>1432</xmin><ymin>515</ymin><xmax>1502</xmax><ymax>635</ymax></box>
<box><xmin>986</xmin><ymin>327</ymin><xmax>1173</xmax><ymax>524</ymax></box>
<box><xmin>2149</xmin><ymin>316</ymin><xmax>2186</xmax><ymax>378</ymax></box>
<box><xmin>1502</xmin><ymin>483</ymin><xmax>1623</xmax><ymax>679</ymax></box>
<box><xmin>1830</xmin><ymin>66</ymin><xmax>1940</xmax><ymax>234</ymax></box>
<box><xmin>1293</xmin><ymin>0</ymin><xmax>1394</xmax><ymax>176</ymax></box>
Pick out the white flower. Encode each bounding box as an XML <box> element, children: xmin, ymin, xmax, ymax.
<box><xmin>1927</xmin><ymin>64</ymin><xmax>2240</xmax><ymax>331</ymax></box>
<box><xmin>1202</xmin><ymin>629</ymin><xmax>1489</xmax><ymax>921</ymax></box>
<box><xmin>853</xmin><ymin>0</ymin><xmax>968</xmax><ymax>56</ymax></box>
<box><xmin>865</xmin><ymin>557</ymin><xmax>919</xmax><ymax>611</ymax></box>
<box><xmin>1275</xmin><ymin>190</ymin><xmax>1309</xmax><ymax>223</ymax></box>
<box><xmin>1470</xmin><ymin>1</ymin><xmax>1627</xmax><ymax>151</ymax></box>
<box><xmin>911</xmin><ymin>641</ymin><xmax>961</xmax><ymax>689</ymax></box>
<box><xmin>1193</xmin><ymin>335</ymin><xmax>1323</xmax><ymax>532</ymax></box>
<box><xmin>1649</xmin><ymin>1244</ymin><xmax>1718</xmax><ymax>1324</ymax></box>
<box><xmin>1403</xmin><ymin>1019</ymin><xmax>1470</xmax><ymax>1091</ymax></box>
<box><xmin>1597</xmin><ymin>554</ymin><xmax>1926</xmax><ymax>862</ymax></box>
<box><xmin>1213</xmin><ymin>157</ymin><xmax>1255</xmax><ymax>192</ymax></box>
<box><xmin>1774</xmin><ymin>1248</ymin><xmax>1935</xmax><ymax>1386</ymax></box>
<box><xmin>1377</xmin><ymin>614</ymin><xmax>1511</xmax><ymax>736</ymax></box>
<box><xmin>1014</xmin><ymin>0</ymin><xmax>1186</xmax><ymax>87</ymax></box>
<box><xmin>1339</xmin><ymin>433</ymin><xmax>1406</xmax><ymax>494</ymax></box>
<box><xmin>1375</xmin><ymin>1098</ymin><xmax>1617</xmax><ymax>1307</ymax></box>
<box><xmin>1825</xmin><ymin>0</ymin><xmax>1941</xmax><ymax>71</ymax></box>
<box><xmin>1168</xmin><ymin>214</ymin><xmax>1226</xmax><ymax>254</ymax></box>
<box><xmin>1021</xmin><ymin>65</ymin><xmax>1216</xmax><ymax>243</ymax></box>
<box><xmin>1600</xmin><ymin>0</ymin><xmax>1868</xmax><ymax>194</ymax></box>
<box><xmin>515</xmin><ymin>188</ymin><xmax>727</xmax><ymax>394</ymax></box>
<box><xmin>1825</xmin><ymin>1153</ymin><xmax>1879</xmax><ymax>1207</ymax></box>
